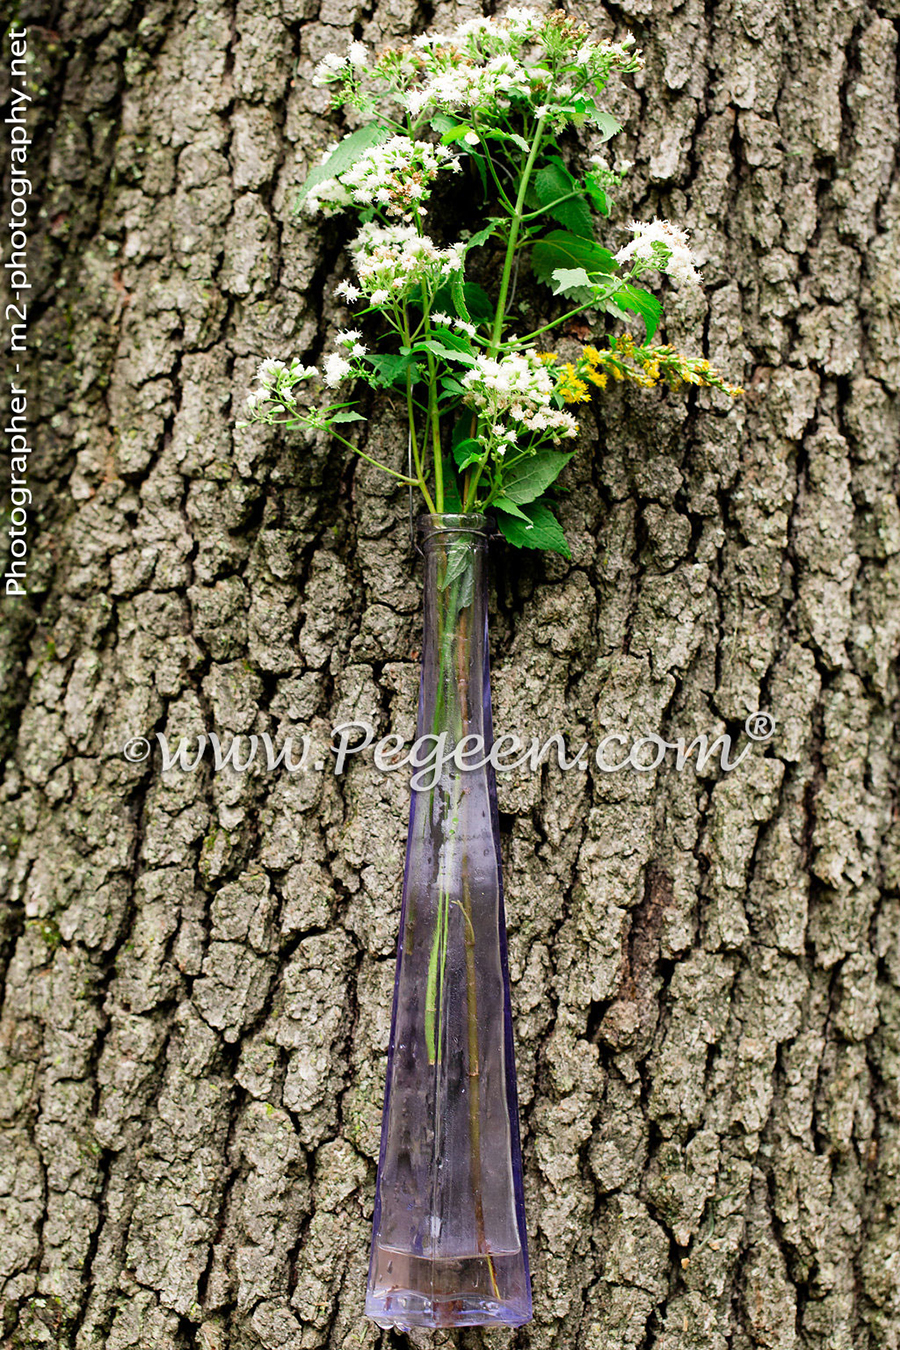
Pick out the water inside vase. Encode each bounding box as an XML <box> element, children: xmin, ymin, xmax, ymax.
<box><xmin>366</xmin><ymin>1240</ymin><xmax>529</xmax><ymax>1329</ymax></box>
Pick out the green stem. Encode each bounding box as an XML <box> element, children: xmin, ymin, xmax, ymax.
<box><xmin>460</xmin><ymin>117</ymin><xmax>547</xmax><ymax>514</ymax></box>
<box><xmin>518</xmin><ymin>187</ymin><xmax>583</xmax><ymax>222</ymax></box>
<box><xmin>406</xmin><ymin>362</ymin><xmax>437</xmax><ymax>515</ymax></box>
<box><xmin>487</xmin><ymin>114</ymin><xmax>547</xmax><ymax>358</ymax></box>
<box><xmin>426</xmin><ymin>348</ymin><xmax>444</xmax><ymax>512</ymax></box>
<box><xmin>508</xmin><ymin>277</ymin><xmax>625</xmax><ymax>346</ymax></box>
<box><xmin>330</xmin><ymin>432</ymin><xmax>419</xmax><ymax>485</ymax></box>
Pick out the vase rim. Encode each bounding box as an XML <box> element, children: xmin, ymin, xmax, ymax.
<box><xmin>416</xmin><ymin>511</ymin><xmax>489</xmax><ymax>534</ymax></box>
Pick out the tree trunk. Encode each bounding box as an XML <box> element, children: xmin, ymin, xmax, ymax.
<box><xmin>2</xmin><ymin>0</ymin><xmax>899</xmax><ymax>1347</ymax></box>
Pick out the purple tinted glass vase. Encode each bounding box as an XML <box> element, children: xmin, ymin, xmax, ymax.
<box><xmin>365</xmin><ymin>513</ymin><xmax>531</xmax><ymax>1330</ymax></box>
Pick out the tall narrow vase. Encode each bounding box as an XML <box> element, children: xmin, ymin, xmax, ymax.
<box><xmin>365</xmin><ymin>513</ymin><xmax>532</xmax><ymax>1330</ymax></box>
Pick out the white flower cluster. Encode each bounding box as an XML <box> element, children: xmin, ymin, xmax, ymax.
<box><xmin>614</xmin><ymin>219</ymin><xmax>701</xmax><ymax>286</ymax></box>
<box><xmin>303</xmin><ymin>136</ymin><xmax>461</xmax><ymax>219</ymax></box>
<box><xmin>323</xmin><ymin>329</ymin><xmax>369</xmax><ymax>386</ymax></box>
<box><xmin>348</xmin><ymin>223</ymin><xmax>465</xmax><ymax>306</ymax></box>
<box><xmin>311</xmin><ymin>10</ymin><xmax>641</xmax><ymax>125</ymax></box>
<box><xmin>403</xmin><ymin>51</ymin><xmax>540</xmax><ymax>118</ymax></box>
<box><xmin>245</xmin><ymin>357</ymin><xmax>318</xmax><ymax>412</ymax></box>
<box><xmin>312</xmin><ymin>39</ymin><xmax>369</xmax><ymax>83</ymax></box>
<box><xmin>461</xmin><ymin>351</ymin><xmax>578</xmax><ymax>452</ymax></box>
<box><xmin>431</xmin><ymin>312</ymin><xmax>478</xmax><ymax>339</ymax></box>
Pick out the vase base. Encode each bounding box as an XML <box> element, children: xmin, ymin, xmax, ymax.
<box><xmin>365</xmin><ymin>1243</ymin><xmax>531</xmax><ymax>1329</ymax></box>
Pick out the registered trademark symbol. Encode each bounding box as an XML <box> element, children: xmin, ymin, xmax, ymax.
<box><xmin>745</xmin><ymin>711</ymin><xmax>776</xmax><ymax>741</ymax></box>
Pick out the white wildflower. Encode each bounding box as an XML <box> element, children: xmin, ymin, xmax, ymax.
<box><xmin>336</xmin><ymin>280</ymin><xmax>361</xmax><ymax>301</ymax></box>
<box><xmin>350</xmin><ymin>223</ymin><xmax>464</xmax><ymax>303</ymax></box>
<box><xmin>323</xmin><ymin>352</ymin><xmax>352</xmax><ymax>386</ymax></box>
<box><xmin>614</xmin><ymin>218</ymin><xmax>702</xmax><ymax>286</ymax></box>
<box><xmin>347</xmin><ymin>40</ymin><xmax>368</xmax><ymax>67</ymax></box>
<box><xmin>256</xmin><ymin>358</ymin><xmax>288</xmax><ymax>388</ymax></box>
<box><xmin>431</xmin><ymin>312</ymin><xmax>453</xmax><ymax>327</ymax></box>
<box><xmin>307</xmin><ymin>136</ymin><xmax>460</xmax><ymax>220</ymax></box>
<box><xmin>461</xmin><ymin>350</ymin><xmax>579</xmax><ymax>444</ymax></box>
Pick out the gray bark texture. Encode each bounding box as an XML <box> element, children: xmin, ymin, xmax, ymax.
<box><xmin>1</xmin><ymin>0</ymin><xmax>899</xmax><ymax>1346</ymax></box>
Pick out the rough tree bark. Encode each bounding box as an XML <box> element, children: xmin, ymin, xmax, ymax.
<box><xmin>1</xmin><ymin>0</ymin><xmax>899</xmax><ymax>1346</ymax></box>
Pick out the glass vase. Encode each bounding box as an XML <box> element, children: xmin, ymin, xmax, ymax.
<box><xmin>365</xmin><ymin>513</ymin><xmax>532</xmax><ymax>1330</ymax></box>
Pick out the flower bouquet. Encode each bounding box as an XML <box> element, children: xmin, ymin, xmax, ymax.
<box><xmin>243</xmin><ymin>5</ymin><xmax>740</xmax><ymax>1330</ymax></box>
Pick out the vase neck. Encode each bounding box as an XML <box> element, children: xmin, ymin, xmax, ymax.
<box><xmin>417</xmin><ymin>512</ymin><xmax>490</xmax><ymax>554</ymax></box>
<box><xmin>416</xmin><ymin>514</ymin><xmax>490</xmax><ymax>756</ymax></box>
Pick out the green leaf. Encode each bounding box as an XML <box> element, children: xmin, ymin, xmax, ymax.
<box><xmin>462</xmin><ymin>282</ymin><xmax>493</xmax><ymax>320</ymax></box>
<box><xmin>534</xmin><ymin>160</ymin><xmax>594</xmax><ymax>239</ymax></box>
<box><xmin>441</xmin><ymin>456</ymin><xmax>463</xmax><ymax>512</ymax></box>
<box><xmin>363</xmin><ymin>352</ymin><xmax>419</xmax><ymax>387</ymax></box>
<box><xmin>496</xmin><ymin>500</ymin><xmax>571</xmax><ymax>558</ymax></box>
<box><xmin>492</xmin><ymin>495</ymin><xmax>532</xmax><ymax>521</ymax></box>
<box><xmin>610</xmin><ymin>284</ymin><xmax>663</xmax><ymax>340</ymax></box>
<box><xmin>450</xmin><ymin>271</ymin><xmax>470</xmax><ymax>321</ymax></box>
<box><xmin>432</xmin><ymin>280</ymin><xmax>492</xmax><ymax>323</ymax></box>
<box><xmin>465</xmin><ymin>221</ymin><xmax>500</xmax><ymax>253</ymax></box>
<box><xmin>584</xmin><ymin>173</ymin><xmax>609</xmax><ymax>216</ymax></box>
<box><xmin>502</xmin><ymin>450</ymin><xmax>574</xmax><ymax>505</ymax></box>
<box><xmin>551</xmin><ymin>267</ymin><xmax>593</xmax><ymax>297</ymax></box>
<box><xmin>441</xmin><ymin>123</ymin><xmax>476</xmax><ymax>145</ymax></box>
<box><xmin>430</xmin><ymin>113</ymin><xmax>456</xmax><ymax>136</ymax></box>
<box><xmin>440</xmin><ymin>375</ymin><xmax>467</xmax><ymax>398</ymax></box>
<box><xmin>439</xmin><ymin>547</ymin><xmax>472</xmax><ymax>590</ymax></box>
<box><xmin>296</xmin><ymin>123</ymin><xmax>391</xmax><ymax>204</ymax></box>
<box><xmin>467</xmin><ymin>149</ymin><xmax>488</xmax><ymax>195</ymax></box>
<box><xmin>483</xmin><ymin>128</ymin><xmax>530</xmax><ymax>152</ymax></box>
<box><xmin>421</xmin><ymin>338</ymin><xmax>476</xmax><ymax>366</ymax></box>
<box><xmin>593</xmin><ymin>112</ymin><xmax>622</xmax><ymax>142</ymax></box>
<box><xmin>531</xmin><ymin>230</ymin><xmax>616</xmax><ymax>299</ymax></box>
<box><xmin>453</xmin><ymin>437</ymin><xmax>483</xmax><ymax>471</ymax></box>
<box><xmin>329</xmin><ymin>410</ymin><xmax>366</xmax><ymax>424</ymax></box>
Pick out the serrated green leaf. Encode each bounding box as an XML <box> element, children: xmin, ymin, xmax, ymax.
<box><xmin>534</xmin><ymin>161</ymin><xmax>594</xmax><ymax>239</ymax></box>
<box><xmin>431</xmin><ymin>280</ymin><xmax>493</xmax><ymax>323</ymax></box>
<box><xmin>441</xmin><ymin>123</ymin><xmax>476</xmax><ymax>144</ymax></box>
<box><xmin>450</xmin><ymin>271</ymin><xmax>470</xmax><ymax>321</ymax></box>
<box><xmin>422</xmin><ymin>337</ymin><xmax>476</xmax><ymax>366</ymax></box>
<box><xmin>363</xmin><ymin>352</ymin><xmax>420</xmax><ymax>387</ymax></box>
<box><xmin>492</xmin><ymin>495</ymin><xmax>532</xmax><ymax>521</ymax></box>
<box><xmin>452</xmin><ymin>437</ymin><xmax>482</xmax><ymax>471</ymax></box>
<box><xmin>465</xmin><ymin>221</ymin><xmax>500</xmax><ymax>253</ymax></box>
<box><xmin>329</xmin><ymin>410</ymin><xmax>366</xmax><ymax>424</ymax></box>
<box><xmin>430</xmin><ymin>113</ymin><xmax>456</xmax><ymax>135</ymax></box>
<box><xmin>531</xmin><ymin>230</ymin><xmax>615</xmax><ymax>300</ymax></box>
<box><xmin>612</xmin><ymin>284</ymin><xmax>663</xmax><ymax>340</ymax></box>
<box><xmin>462</xmin><ymin>282</ymin><xmax>493</xmax><ymax>319</ymax></box>
<box><xmin>593</xmin><ymin>111</ymin><xmax>622</xmax><ymax>142</ymax></box>
<box><xmin>551</xmin><ymin>266</ymin><xmax>593</xmax><ymax>297</ymax></box>
<box><xmin>487</xmin><ymin>129</ymin><xmax>529</xmax><ymax>152</ymax></box>
<box><xmin>584</xmin><ymin>173</ymin><xmax>609</xmax><ymax>216</ymax></box>
<box><xmin>496</xmin><ymin>500</ymin><xmax>571</xmax><ymax>557</ymax></box>
<box><xmin>502</xmin><ymin>450</ymin><xmax>574</xmax><ymax>505</ymax></box>
<box><xmin>439</xmin><ymin>546</ymin><xmax>472</xmax><ymax>590</ymax></box>
<box><xmin>296</xmin><ymin>123</ymin><xmax>391</xmax><ymax>204</ymax></box>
